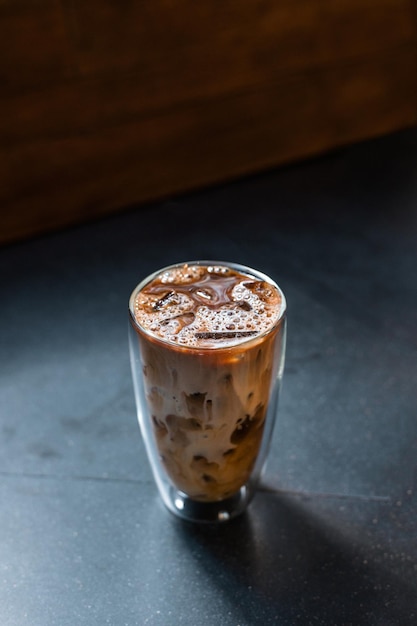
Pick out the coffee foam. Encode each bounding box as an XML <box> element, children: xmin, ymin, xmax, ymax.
<box><xmin>133</xmin><ymin>264</ymin><xmax>283</xmax><ymax>348</ymax></box>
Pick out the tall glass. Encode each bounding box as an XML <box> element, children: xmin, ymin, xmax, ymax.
<box><xmin>128</xmin><ymin>261</ymin><xmax>286</xmax><ymax>523</ymax></box>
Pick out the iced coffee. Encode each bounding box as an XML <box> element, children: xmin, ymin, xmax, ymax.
<box><xmin>129</xmin><ymin>262</ymin><xmax>286</xmax><ymax>507</ymax></box>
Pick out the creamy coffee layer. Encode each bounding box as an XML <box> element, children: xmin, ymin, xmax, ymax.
<box><xmin>133</xmin><ymin>263</ymin><xmax>283</xmax><ymax>348</ymax></box>
<box><xmin>131</xmin><ymin>263</ymin><xmax>284</xmax><ymax>502</ymax></box>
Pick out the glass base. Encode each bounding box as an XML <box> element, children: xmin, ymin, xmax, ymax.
<box><xmin>162</xmin><ymin>485</ymin><xmax>253</xmax><ymax>524</ymax></box>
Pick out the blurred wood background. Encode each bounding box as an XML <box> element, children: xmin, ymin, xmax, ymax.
<box><xmin>1</xmin><ymin>0</ymin><xmax>416</xmax><ymax>245</ymax></box>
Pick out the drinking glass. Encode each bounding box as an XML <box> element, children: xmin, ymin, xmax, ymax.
<box><xmin>128</xmin><ymin>261</ymin><xmax>286</xmax><ymax>523</ymax></box>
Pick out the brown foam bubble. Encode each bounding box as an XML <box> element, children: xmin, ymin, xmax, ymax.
<box><xmin>133</xmin><ymin>263</ymin><xmax>283</xmax><ymax>348</ymax></box>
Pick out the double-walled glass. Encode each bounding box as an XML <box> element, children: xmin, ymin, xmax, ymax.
<box><xmin>128</xmin><ymin>261</ymin><xmax>286</xmax><ymax>523</ymax></box>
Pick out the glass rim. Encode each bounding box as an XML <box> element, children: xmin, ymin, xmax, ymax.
<box><xmin>128</xmin><ymin>260</ymin><xmax>287</xmax><ymax>351</ymax></box>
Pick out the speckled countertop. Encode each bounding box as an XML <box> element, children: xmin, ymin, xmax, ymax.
<box><xmin>1</xmin><ymin>128</ymin><xmax>416</xmax><ymax>625</ymax></box>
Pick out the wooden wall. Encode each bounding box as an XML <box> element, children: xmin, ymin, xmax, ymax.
<box><xmin>1</xmin><ymin>1</ymin><xmax>416</xmax><ymax>245</ymax></box>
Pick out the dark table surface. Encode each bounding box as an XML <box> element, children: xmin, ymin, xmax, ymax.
<box><xmin>1</xmin><ymin>128</ymin><xmax>416</xmax><ymax>626</ymax></box>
